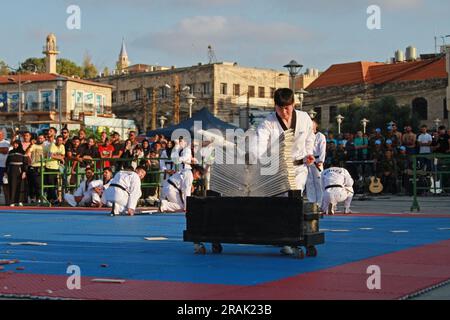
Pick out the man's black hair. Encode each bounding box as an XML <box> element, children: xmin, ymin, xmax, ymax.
<box><xmin>274</xmin><ymin>88</ymin><xmax>295</xmax><ymax>107</ymax></box>
<box><xmin>192</xmin><ymin>164</ymin><xmax>205</xmax><ymax>176</ymax></box>
<box><xmin>135</xmin><ymin>166</ymin><xmax>147</xmax><ymax>172</ymax></box>
<box><xmin>49</xmin><ymin>127</ymin><xmax>58</xmax><ymax>133</ymax></box>
<box><xmin>103</xmin><ymin>167</ymin><xmax>113</xmax><ymax>173</ymax></box>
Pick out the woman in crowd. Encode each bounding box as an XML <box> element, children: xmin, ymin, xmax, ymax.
<box><xmin>6</xmin><ymin>140</ymin><xmax>28</xmax><ymax>206</ymax></box>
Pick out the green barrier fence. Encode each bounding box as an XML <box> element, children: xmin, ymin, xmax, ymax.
<box><xmin>39</xmin><ymin>157</ymin><xmax>175</xmax><ymax>206</ymax></box>
<box><xmin>410</xmin><ymin>154</ymin><xmax>450</xmax><ymax>212</ymax></box>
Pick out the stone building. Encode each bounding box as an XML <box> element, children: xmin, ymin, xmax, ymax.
<box><xmin>304</xmin><ymin>51</ymin><xmax>449</xmax><ymax>130</ymax></box>
<box><xmin>95</xmin><ymin>60</ymin><xmax>289</xmax><ymax>132</ymax></box>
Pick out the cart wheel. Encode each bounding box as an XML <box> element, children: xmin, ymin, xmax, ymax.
<box><xmin>194</xmin><ymin>243</ymin><xmax>207</xmax><ymax>255</ymax></box>
<box><xmin>293</xmin><ymin>247</ymin><xmax>305</xmax><ymax>260</ymax></box>
<box><xmin>212</xmin><ymin>243</ymin><xmax>223</xmax><ymax>254</ymax></box>
<box><xmin>306</xmin><ymin>246</ymin><xmax>318</xmax><ymax>257</ymax></box>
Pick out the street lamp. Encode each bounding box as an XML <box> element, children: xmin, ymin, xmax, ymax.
<box><xmin>295</xmin><ymin>89</ymin><xmax>308</xmax><ymax>111</ymax></box>
<box><xmin>336</xmin><ymin>114</ymin><xmax>345</xmax><ymax>135</ymax></box>
<box><xmin>307</xmin><ymin>108</ymin><xmax>317</xmax><ymax>119</ymax></box>
<box><xmin>186</xmin><ymin>94</ymin><xmax>196</xmax><ymax>119</ymax></box>
<box><xmin>159</xmin><ymin>115</ymin><xmax>168</xmax><ymax>128</ymax></box>
<box><xmin>56</xmin><ymin>76</ymin><xmax>66</xmax><ymax>133</ymax></box>
<box><xmin>434</xmin><ymin>118</ymin><xmax>442</xmax><ymax>131</ymax></box>
<box><xmin>283</xmin><ymin>60</ymin><xmax>303</xmax><ymax>92</ymax></box>
<box><xmin>361</xmin><ymin>118</ymin><xmax>370</xmax><ymax>134</ymax></box>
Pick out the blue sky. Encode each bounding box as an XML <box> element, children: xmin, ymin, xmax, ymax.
<box><xmin>1</xmin><ymin>0</ymin><xmax>449</xmax><ymax>73</ymax></box>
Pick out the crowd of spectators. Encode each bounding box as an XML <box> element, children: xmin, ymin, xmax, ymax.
<box><xmin>0</xmin><ymin>127</ymin><xmax>186</xmax><ymax>206</ymax></box>
<box><xmin>324</xmin><ymin>123</ymin><xmax>450</xmax><ymax>195</ymax></box>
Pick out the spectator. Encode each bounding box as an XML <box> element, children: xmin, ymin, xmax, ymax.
<box><xmin>369</xmin><ymin>128</ymin><xmax>385</xmax><ymax>154</ymax></box>
<box><xmin>21</xmin><ymin>131</ymin><xmax>32</xmax><ymax>151</ymax></box>
<box><xmin>119</xmin><ymin>139</ymin><xmax>134</xmax><ymax>170</ymax></box>
<box><xmin>417</xmin><ymin>125</ymin><xmax>432</xmax><ymax>171</ymax></box>
<box><xmin>98</xmin><ymin>138</ymin><xmax>115</xmax><ymax>168</ymax></box>
<box><xmin>78</xmin><ymin>129</ymin><xmax>87</xmax><ymax>145</ymax></box>
<box><xmin>396</xmin><ymin>146</ymin><xmax>411</xmax><ymax>194</ymax></box>
<box><xmin>6</xmin><ymin>140</ymin><xmax>28</xmax><ymax>206</ymax></box>
<box><xmin>434</xmin><ymin>126</ymin><xmax>449</xmax><ymax>154</ymax></box>
<box><xmin>402</xmin><ymin>125</ymin><xmax>417</xmax><ymax>154</ymax></box>
<box><xmin>78</xmin><ymin>137</ymin><xmax>100</xmax><ymax>169</ymax></box>
<box><xmin>391</xmin><ymin>123</ymin><xmax>403</xmax><ymax>143</ymax></box>
<box><xmin>385</xmin><ymin>126</ymin><xmax>400</xmax><ymax>148</ymax></box>
<box><xmin>372</xmin><ymin>140</ymin><xmax>385</xmax><ymax>176</ymax></box>
<box><xmin>66</xmin><ymin>136</ymin><xmax>82</xmax><ymax>185</ymax></box>
<box><xmin>128</xmin><ymin>131</ymin><xmax>138</xmax><ymax>150</ymax></box>
<box><xmin>335</xmin><ymin>141</ymin><xmax>346</xmax><ymax>168</ymax></box>
<box><xmin>44</xmin><ymin>127</ymin><xmax>58</xmax><ymax>148</ymax></box>
<box><xmin>354</xmin><ymin>131</ymin><xmax>369</xmax><ymax>161</ymax></box>
<box><xmin>26</xmin><ymin>134</ymin><xmax>46</xmax><ymax>203</ymax></box>
<box><xmin>99</xmin><ymin>131</ymin><xmax>108</xmax><ymax>145</ymax></box>
<box><xmin>142</xmin><ymin>139</ymin><xmax>151</xmax><ymax>158</ymax></box>
<box><xmin>45</xmin><ymin>135</ymin><xmax>65</xmax><ymax>205</ymax></box>
<box><xmin>380</xmin><ymin>150</ymin><xmax>397</xmax><ymax>195</ymax></box>
<box><xmin>61</xmin><ymin>128</ymin><xmax>72</xmax><ymax>152</ymax></box>
<box><xmin>110</xmin><ymin>132</ymin><xmax>124</xmax><ymax>171</ymax></box>
<box><xmin>0</xmin><ymin>129</ymin><xmax>10</xmax><ymax>205</ymax></box>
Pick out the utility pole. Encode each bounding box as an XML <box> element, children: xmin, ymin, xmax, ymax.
<box><xmin>151</xmin><ymin>87</ymin><xmax>157</xmax><ymax>130</ymax></box>
<box><xmin>174</xmin><ymin>75</ymin><xmax>180</xmax><ymax>125</ymax></box>
<box><xmin>141</xmin><ymin>82</ymin><xmax>147</xmax><ymax>134</ymax></box>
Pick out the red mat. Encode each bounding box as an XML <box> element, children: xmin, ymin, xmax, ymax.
<box><xmin>1</xmin><ymin>239</ymin><xmax>450</xmax><ymax>300</ymax></box>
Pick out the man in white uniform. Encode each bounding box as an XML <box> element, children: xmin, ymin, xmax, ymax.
<box><xmin>172</xmin><ymin>137</ymin><xmax>197</xmax><ymax>173</ymax></box>
<box><xmin>256</xmin><ymin>88</ymin><xmax>315</xmax><ymax>256</ymax></box>
<box><xmin>64</xmin><ymin>167</ymin><xmax>99</xmax><ymax>207</ymax></box>
<box><xmin>158</xmin><ymin>165</ymin><xmax>204</xmax><ymax>213</ymax></box>
<box><xmin>321</xmin><ymin>164</ymin><xmax>354</xmax><ymax>215</ymax></box>
<box><xmin>104</xmin><ymin>166</ymin><xmax>147</xmax><ymax>216</ymax></box>
<box><xmin>306</xmin><ymin>120</ymin><xmax>327</xmax><ymax>207</ymax></box>
<box><xmin>256</xmin><ymin>88</ymin><xmax>315</xmax><ymax>193</ymax></box>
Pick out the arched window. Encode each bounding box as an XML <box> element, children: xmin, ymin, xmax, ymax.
<box><xmin>412</xmin><ymin>97</ymin><xmax>428</xmax><ymax>121</ymax></box>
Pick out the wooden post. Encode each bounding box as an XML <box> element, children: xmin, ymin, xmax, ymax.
<box><xmin>151</xmin><ymin>87</ymin><xmax>157</xmax><ymax>130</ymax></box>
<box><xmin>174</xmin><ymin>75</ymin><xmax>180</xmax><ymax>125</ymax></box>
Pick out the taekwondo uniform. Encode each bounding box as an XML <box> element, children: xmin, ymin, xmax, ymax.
<box><xmin>172</xmin><ymin>143</ymin><xmax>192</xmax><ymax>173</ymax></box>
<box><xmin>321</xmin><ymin>167</ymin><xmax>354</xmax><ymax>214</ymax></box>
<box><xmin>256</xmin><ymin>110</ymin><xmax>315</xmax><ymax>192</ymax></box>
<box><xmin>64</xmin><ymin>178</ymin><xmax>101</xmax><ymax>207</ymax></box>
<box><xmin>306</xmin><ymin>131</ymin><xmax>327</xmax><ymax>205</ymax></box>
<box><xmin>160</xmin><ymin>149</ymin><xmax>175</xmax><ymax>183</ymax></box>
<box><xmin>200</xmin><ymin>143</ymin><xmax>215</xmax><ymax>190</ymax></box>
<box><xmin>160</xmin><ymin>170</ymin><xmax>194</xmax><ymax>213</ymax></box>
<box><xmin>103</xmin><ymin>171</ymin><xmax>142</xmax><ymax>215</ymax></box>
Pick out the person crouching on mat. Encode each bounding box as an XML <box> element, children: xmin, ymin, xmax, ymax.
<box><xmin>321</xmin><ymin>162</ymin><xmax>354</xmax><ymax>215</ymax></box>
<box><xmin>103</xmin><ymin>166</ymin><xmax>147</xmax><ymax>216</ymax></box>
<box><xmin>157</xmin><ymin>165</ymin><xmax>205</xmax><ymax>213</ymax></box>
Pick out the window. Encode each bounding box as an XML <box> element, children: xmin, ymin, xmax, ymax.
<box><xmin>133</xmin><ymin>89</ymin><xmax>141</xmax><ymax>101</ymax></box>
<box><xmin>258</xmin><ymin>87</ymin><xmax>265</xmax><ymax>98</ymax></box>
<box><xmin>220</xmin><ymin>83</ymin><xmax>228</xmax><ymax>95</ymax></box>
<box><xmin>120</xmin><ymin>90</ymin><xmax>128</xmax><ymax>102</ymax></box>
<box><xmin>202</xmin><ymin>82</ymin><xmax>210</xmax><ymax>95</ymax></box>
<box><xmin>248</xmin><ymin>86</ymin><xmax>255</xmax><ymax>98</ymax></box>
<box><xmin>412</xmin><ymin>97</ymin><xmax>428</xmax><ymax>121</ymax></box>
<box><xmin>188</xmin><ymin>84</ymin><xmax>195</xmax><ymax>95</ymax></box>
<box><xmin>160</xmin><ymin>86</ymin><xmax>168</xmax><ymax>99</ymax></box>
<box><xmin>444</xmin><ymin>98</ymin><xmax>448</xmax><ymax>120</ymax></box>
<box><xmin>270</xmin><ymin>87</ymin><xmax>276</xmax><ymax>98</ymax></box>
<box><xmin>329</xmin><ymin>106</ymin><xmax>337</xmax><ymax>124</ymax></box>
<box><xmin>233</xmin><ymin>84</ymin><xmax>240</xmax><ymax>96</ymax></box>
<box><xmin>112</xmin><ymin>91</ymin><xmax>117</xmax><ymax>104</ymax></box>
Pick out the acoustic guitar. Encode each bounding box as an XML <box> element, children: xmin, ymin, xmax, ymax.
<box><xmin>369</xmin><ymin>177</ymin><xmax>383</xmax><ymax>194</ymax></box>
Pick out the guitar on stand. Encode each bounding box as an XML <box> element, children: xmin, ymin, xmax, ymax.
<box><xmin>369</xmin><ymin>176</ymin><xmax>384</xmax><ymax>194</ymax></box>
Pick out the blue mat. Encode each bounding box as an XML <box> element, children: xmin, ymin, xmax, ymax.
<box><xmin>1</xmin><ymin>210</ymin><xmax>450</xmax><ymax>286</ymax></box>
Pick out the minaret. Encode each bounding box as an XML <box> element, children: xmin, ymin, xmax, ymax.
<box><xmin>116</xmin><ymin>38</ymin><xmax>130</xmax><ymax>73</ymax></box>
<box><xmin>43</xmin><ymin>33</ymin><xmax>59</xmax><ymax>74</ymax></box>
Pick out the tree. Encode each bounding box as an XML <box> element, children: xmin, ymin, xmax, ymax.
<box><xmin>21</xmin><ymin>58</ymin><xmax>46</xmax><ymax>73</ymax></box>
<box><xmin>57</xmin><ymin>59</ymin><xmax>84</xmax><ymax>78</ymax></box>
<box><xmin>335</xmin><ymin>96</ymin><xmax>420</xmax><ymax>135</ymax></box>
<box><xmin>0</xmin><ymin>60</ymin><xmax>9</xmax><ymax>75</ymax></box>
<box><xmin>82</xmin><ymin>52</ymin><xmax>98</xmax><ymax>79</ymax></box>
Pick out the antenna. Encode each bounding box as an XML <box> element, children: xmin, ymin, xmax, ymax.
<box><xmin>208</xmin><ymin>45</ymin><xmax>218</xmax><ymax>64</ymax></box>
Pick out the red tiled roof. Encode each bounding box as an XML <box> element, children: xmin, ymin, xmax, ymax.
<box><xmin>307</xmin><ymin>57</ymin><xmax>447</xmax><ymax>89</ymax></box>
<box><xmin>0</xmin><ymin>73</ymin><xmax>113</xmax><ymax>88</ymax></box>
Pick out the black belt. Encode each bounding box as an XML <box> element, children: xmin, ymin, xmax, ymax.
<box><xmin>325</xmin><ymin>185</ymin><xmax>343</xmax><ymax>190</ymax></box>
<box><xmin>111</xmin><ymin>184</ymin><xmax>129</xmax><ymax>194</ymax></box>
<box><xmin>168</xmin><ymin>179</ymin><xmax>184</xmax><ymax>205</ymax></box>
<box><xmin>293</xmin><ymin>159</ymin><xmax>305</xmax><ymax>166</ymax></box>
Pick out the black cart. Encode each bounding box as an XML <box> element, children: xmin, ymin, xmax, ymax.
<box><xmin>183</xmin><ymin>191</ymin><xmax>325</xmax><ymax>259</ymax></box>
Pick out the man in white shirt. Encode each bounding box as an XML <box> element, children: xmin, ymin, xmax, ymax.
<box><xmin>0</xmin><ymin>129</ymin><xmax>11</xmax><ymax>205</ymax></box>
<box><xmin>321</xmin><ymin>164</ymin><xmax>354</xmax><ymax>215</ymax></box>
<box><xmin>104</xmin><ymin>166</ymin><xmax>147</xmax><ymax>216</ymax></box>
<box><xmin>64</xmin><ymin>166</ymin><xmax>98</xmax><ymax>207</ymax></box>
<box><xmin>158</xmin><ymin>165</ymin><xmax>204</xmax><ymax>213</ymax></box>
<box><xmin>417</xmin><ymin>125</ymin><xmax>432</xmax><ymax>171</ymax></box>
<box><xmin>172</xmin><ymin>137</ymin><xmax>197</xmax><ymax>173</ymax></box>
<box><xmin>306</xmin><ymin>120</ymin><xmax>327</xmax><ymax>207</ymax></box>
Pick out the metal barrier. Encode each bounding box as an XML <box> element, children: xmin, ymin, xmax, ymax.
<box><xmin>410</xmin><ymin>154</ymin><xmax>450</xmax><ymax>212</ymax></box>
<box><xmin>39</xmin><ymin>157</ymin><xmax>175</xmax><ymax>206</ymax></box>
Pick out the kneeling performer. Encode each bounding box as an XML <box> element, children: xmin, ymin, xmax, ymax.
<box><xmin>159</xmin><ymin>165</ymin><xmax>204</xmax><ymax>213</ymax></box>
<box><xmin>104</xmin><ymin>166</ymin><xmax>147</xmax><ymax>216</ymax></box>
<box><xmin>321</xmin><ymin>165</ymin><xmax>354</xmax><ymax>215</ymax></box>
